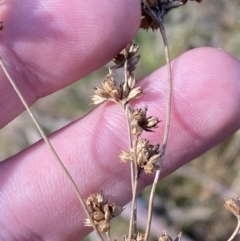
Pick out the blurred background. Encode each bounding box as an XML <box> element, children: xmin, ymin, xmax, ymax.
<box><xmin>1</xmin><ymin>0</ymin><xmax>240</xmax><ymax>240</ymax></box>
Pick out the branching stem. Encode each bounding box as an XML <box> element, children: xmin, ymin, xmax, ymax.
<box><xmin>227</xmin><ymin>216</ymin><xmax>240</xmax><ymax>241</ymax></box>
<box><xmin>122</xmin><ymin>61</ymin><xmax>138</xmax><ymax>240</ymax></box>
<box><xmin>141</xmin><ymin>2</ymin><xmax>173</xmax><ymax>240</ymax></box>
<box><xmin>128</xmin><ymin>136</ymin><xmax>139</xmax><ymax>240</ymax></box>
<box><xmin>0</xmin><ymin>57</ymin><xmax>104</xmax><ymax>241</ymax></box>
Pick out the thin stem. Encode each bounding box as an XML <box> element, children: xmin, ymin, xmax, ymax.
<box><xmin>0</xmin><ymin>57</ymin><xmax>104</xmax><ymax>241</ymax></box>
<box><xmin>124</xmin><ymin>104</ymin><xmax>138</xmax><ymax>238</ymax></box>
<box><xmin>128</xmin><ymin>137</ymin><xmax>139</xmax><ymax>241</ymax></box>
<box><xmin>106</xmin><ymin>230</ymin><xmax>112</xmax><ymax>241</ymax></box>
<box><xmin>123</xmin><ymin>61</ymin><xmax>135</xmax><ymax>191</ymax></box>
<box><xmin>122</xmin><ymin>60</ymin><xmax>138</xmax><ymax>238</ymax></box>
<box><xmin>227</xmin><ymin>216</ymin><xmax>240</xmax><ymax>241</ymax></box>
<box><xmin>141</xmin><ymin>2</ymin><xmax>173</xmax><ymax>240</ymax></box>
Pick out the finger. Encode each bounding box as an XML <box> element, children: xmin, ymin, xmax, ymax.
<box><xmin>0</xmin><ymin>0</ymin><xmax>141</xmax><ymax>127</ymax></box>
<box><xmin>0</xmin><ymin>48</ymin><xmax>240</xmax><ymax>241</ymax></box>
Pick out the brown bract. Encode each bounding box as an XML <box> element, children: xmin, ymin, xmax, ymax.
<box><xmin>130</xmin><ymin>107</ymin><xmax>160</xmax><ymax>135</ymax></box>
<box><xmin>225</xmin><ymin>197</ymin><xmax>240</xmax><ymax>217</ymax></box>
<box><xmin>112</xmin><ymin>42</ymin><xmax>140</xmax><ymax>75</ymax></box>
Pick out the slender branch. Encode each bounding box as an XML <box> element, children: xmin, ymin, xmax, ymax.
<box><xmin>227</xmin><ymin>216</ymin><xmax>240</xmax><ymax>241</ymax></box>
<box><xmin>128</xmin><ymin>136</ymin><xmax>139</xmax><ymax>241</ymax></box>
<box><xmin>106</xmin><ymin>230</ymin><xmax>112</xmax><ymax>241</ymax></box>
<box><xmin>0</xmin><ymin>57</ymin><xmax>104</xmax><ymax>241</ymax></box>
<box><xmin>121</xmin><ymin>60</ymin><xmax>138</xmax><ymax>239</ymax></box>
<box><xmin>141</xmin><ymin>2</ymin><xmax>173</xmax><ymax>240</ymax></box>
<box><xmin>123</xmin><ymin>61</ymin><xmax>135</xmax><ymax>191</ymax></box>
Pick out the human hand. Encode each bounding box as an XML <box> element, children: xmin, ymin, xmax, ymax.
<box><xmin>1</xmin><ymin>1</ymin><xmax>240</xmax><ymax>241</ymax></box>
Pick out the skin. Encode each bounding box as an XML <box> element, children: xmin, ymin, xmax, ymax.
<box><xmin>0</xmin><ymin>1</ymin><xmax>240</xmax><ymax>241</ymax></box>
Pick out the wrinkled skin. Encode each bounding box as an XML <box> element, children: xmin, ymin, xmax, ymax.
<box><xmin>0</xmin><ymin>1</ymin><xmax>240</xmax><ymax>241</ymax></box>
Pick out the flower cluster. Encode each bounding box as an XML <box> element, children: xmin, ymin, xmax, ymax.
<box><xmin>119</xmin><ymin>139</ymin><xmax>161</xmax><ymax>176</ymax></box>
<box><xmin>225</xmin><ymin>197</ymin><xmax>240</xmax><ymax>217</ymax></box>
<box><xmin>92</xmin><ymin>42</ymin><xmax>143</xmax><ymax>107</ymax></box>
<box><xmin>90</xmin><ymin>41</ymin><xmax>162</xmax><ymax>236</ymax></box>
<box><xmin>124</xmin><ymin>233</ymin><xmax>145</xmax><ymax>241</ymax></box>
<box><xmin>92</xmin><ymin>69</ymin><xmax>143</xmax><ymax>107</ymax></box>
<box><xmin>141</xmin><ymin>0</ymin><xmax>202</xmax><ymax>30</ymax></box>
<box><xmin>85</xmin><ymin>192</ymin><xmax>123</xmax><ymax>233</ymax></box>
<box><xmin>111</xmin><ymin>42</ymin><xmax>140</xmax><ymax>75</ymax></box>
<box><xmin>130</xmin><ymin>107</ymin><xmax>160</xmax><ymax>136</ymax></box>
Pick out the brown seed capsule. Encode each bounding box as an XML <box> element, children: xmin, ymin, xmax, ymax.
<box><xmin>225</xmin><ymin>197</ymin><xmax>240</xmax><ymax>217</ymax></box>
<box><xmin>136</xmin><ymin>233</ymin><xmax>145</xmax><ymax>241</ymax></box>
<box><xmin>98</xmin><ymin>220</ymin><xmax>110</xmax><ymax>233</ymax></box>
<box><xmin>85</xmin><ymin>192</ymin><xmax>123</xmax><ymax>233</ymax></box>
<box><xmin>159</xmin><ymin>231</ymin><xmax>173</xmax><ymax>241</ymax></box>
<box><xmin>127</xmin><ymin>87</ymin><xmax>143</xmax><ymax>101</ymax></box>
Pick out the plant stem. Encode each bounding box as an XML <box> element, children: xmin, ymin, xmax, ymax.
<box><xmin>122</xmin><ymin>60</ymin><xmax>138</xmax><ymax>239</ymax></box>
<box><xmin>128</xmin><ymin>137</ymin><xmax>139</xmax><ymax>241</ymax></box>
<box><xmin>123</xmin><ymin>61</ymin><xmax>135</xmax><ymax>191</ymax></box>
<box><xmin>141</xmin><ymin>2</ymin><xmax>173</xmax><ymax>240</ymax></box>
<box><xmin>0</xmin><ymin>57</ymin><xmax>104</xmax><ymax>241</ymax></box>
<box><xmin>227</xmin><ymin>216</ymin><xmax>240</xmax><ymax>241</ymax></box>
<box><xmin>106</xmin><ymin>230</ymin><xmax>112</xmax><ymax>241</ymax></box>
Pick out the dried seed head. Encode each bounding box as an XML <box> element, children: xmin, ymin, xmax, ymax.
<box><xmin>141</xmin><ymin>0</ymin><xmax>202</xmax><ymax>30</ymax></box>
<box><xmin>130</xmin><ymin>107</ymin><xmax>160</xmax><ymax>135</ymax></box>
<box><xmin>92</xmin><ymin>65</ymin><xmax>142</xmax><ymax>106</ymax></box>
<box><xmin>92</xmin><ymin>70</ymin><xmax>123</xmax><ymax>104</ymax></box>
<box><xmin>119</xmin><ymin>150</ymin><xmax>134</xmax><ymax>163</ymax></box>
<box><xmin>127</xmin><ymin>86</ymin><xmax>143</xmax><ymax>101</ymax></box>
<box><xmin>98</xmin><ymin>220</ymin><xmax>110</xmax><ymax>233</ymax></box>
<box><xmin>92</xmin><ymin>42</ymin><xmax>142</xmax><ymax>107</ymax></box>
<box><xmin>111</xmin><ymin>42</ymin><xmax>140</xmax><ymax>76</ymax></box>
<box><xmin>159</xmin><ymin>231</ymin><xmax>173</xmax><ymax>241</ymax></box>
<box><xmin>85</xmin><ymin>192</ymin><xmax>124</xmax><ymax>233</ymax></box>
<box><xmin>103</xmin><ymin>73</ymin><xmax>122</xmax><ymax>99</ymax></box>
<box><xmin>136</xmin><ymin>139</ymin><xmax>161</xmax><ymax>175</ymax></box>
<box><xmin>136</xmin><ymin>233</ymin><xmax>145</xmax><ymax>241</ymax></box>
<box><xmin>224</xmin><ymin>197</ymin><xmax>240</xmax><ymax>217</ymax></box>
<box><xmin>120</xmin><ymin>139</ymin><xmax>161</xmax><ymax>176</ymax></box>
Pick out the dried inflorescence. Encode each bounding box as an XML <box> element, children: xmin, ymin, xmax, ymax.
<box><xmin>130</xmin><ymin>107</ymin><xmax>160</xmax><ymax>135</ymax></box>
<box><xmin>158</xmin><ymin>232</ymin><xmax>173</xmax><ymax>241</ymax></box>
<box><xmin>92</xmin><ymin>69</ymin><xmax>143</xmax><ymax>107</ymax></box>
<box><xmin>92</xmin><ymin>42</ymin><xmax>143</xmax><ymax>108</ymax></box>
<box><xmin>124</xmin><ymin>233</ymin><xmax>146</xmax><ymax>241</ymax></box>
<box><xmin>92</xmin><ymin>42</ymin><xmax>161</xmax><ymax>178</ymax></box>
<box><xmin>119</xmin><ymin>139</ymin><xmax>161</xmax><ymax>176</ymax></box>
<box><xmin>225</xmin><ymin>197</ymin><xmax>240</xmax><ymax>217</ymax></box>
<box><xmin>91</xmin><ymin>41</ymin><xmax>162</xmax><ymax>236</ymax></box>
<box><xmin>141</xmin><ymin>0</ymin><xmax>202</xmax><ymax>30</ymax></box>
<box><xmin>112</xmin><ymin>42</ymin><xmax>140</xmax><ymax>76</ymax></box>
<box><xmin>85</xmin><ymin>192</ymin><xmax>123</xmax><ymax>233</ymax></box>
<box><xmin>158</xmin><ymin>231</ymin><xmax>182</xmax><ymax>241</ymax></box>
